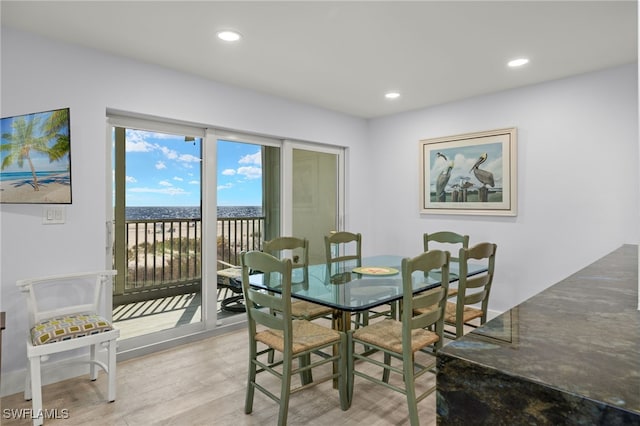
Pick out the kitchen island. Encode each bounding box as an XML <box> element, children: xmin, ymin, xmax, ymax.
<box><xmin>437</xmin><ymin>244</ymin><xmax>640</xmax><ymax>424</ymax></box>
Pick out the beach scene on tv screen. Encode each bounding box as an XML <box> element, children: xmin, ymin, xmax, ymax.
<box><xmin>0</xmin><ymin>107</ymin><xmax>71</xmax><ymax>204</ymax></box>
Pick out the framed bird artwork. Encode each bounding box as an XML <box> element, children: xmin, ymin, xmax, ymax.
<box><xmin>419</xmin><ymin>127</ymin><xmax>517</xmax><ymax>216</ymax></box>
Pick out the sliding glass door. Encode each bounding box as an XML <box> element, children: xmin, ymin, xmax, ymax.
<box><xmin>107</xmin><ymin>116</ymin><xmax>344</xmax><ymax>354</ymax></box>
<box><xmin>214</xmin><ymin>131</ymin><xmax>281</xmax><ymax>324</ymax></box>
<box><xmin>110</xmin><ymin>117</ymin><xmax>206</xmax><ymax>350</ymax></box>
<box><xmin>285</xmin><ymin>142</ymin><xmax>344</xmax><ymax>265</ymax></box>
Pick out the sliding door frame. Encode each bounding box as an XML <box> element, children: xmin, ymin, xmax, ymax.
<box><xmin>281</xmin><ymin>139</ymin><xmax>346</xmax><ymax>239</ymax></box>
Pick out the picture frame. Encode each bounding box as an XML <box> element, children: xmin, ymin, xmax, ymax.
<box><xmin>419</xmin><ymin>127</ymin><xmax>516</xmax><ymax>216</ymax></box>
<box><xmin>1</xmin><ymin>107</ymin><xmax>72</xmax><ymax>204</ymax></box>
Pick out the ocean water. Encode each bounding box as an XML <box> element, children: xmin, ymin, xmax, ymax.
<box><xmin>126</xmin><ymin>206</ymin><xmax>262</xmax><ymax>220</ymax></box>
<box><xmin>1</xmin><ymin>171</ymin><xmax>67</xmax><ymax>181</ymax></box>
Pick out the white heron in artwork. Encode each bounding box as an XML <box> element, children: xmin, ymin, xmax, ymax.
<box><xmin>435</xmin><ymin>152</ymin><xmax>454</xmax><ymax>200</ymax></box>
<box><xmin>469</xmin><ymin>153</ymin><xmax>495</xmax><ymax>188</ymax></box>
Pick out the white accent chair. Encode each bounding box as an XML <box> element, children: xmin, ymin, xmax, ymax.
<box><xmin>16</xmin><ymin>270</ymin><xmax>119</xmax><ymax>426</ymax></box>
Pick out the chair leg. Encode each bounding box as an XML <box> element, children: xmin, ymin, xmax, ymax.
<box><xmin>347</xmin><ymin>332</ymin><xmax>355</xmax><ymax>405</ymax></box>
<box><xmin>382</xmin><ymin>352</ymin><xmax>391</xmax><ymax>383</ymax></box>
<box><xmin>29</xmin><ymin>355</ymin><xmax>43</xmax><ymax>426</ymax></box>
<box><xmin>245</xmin><ymin>342</ymin><xmax>257</xmax><ymax>414</ymax></box>
<box><xmin>278</xmin><ymin>351</ymin><xmax>293</xmax><ymax>426</ymax></box>
<box><xmin>299</xmin><ymin>353</ymin><xmax>313</xmax><ymax>385</ymax></box>
<box><xmin>90</xmin><ymin>344</ymin><xmax>98</xmax><ymax>381</ymax></box>
<box><xmin>107</xmin><ymin>339</ymin><xmax>117</xmax><ymax>402</ymax></box>
<box><xmin>404</xmin><ymin>355</ymin><xmax>419</xmax><ymax>426</ymax></box>
<box><xmin>24</xmin><ymin>358</ymin><xmax>32</xmax><ymax>401</ymax></box>
<box><xmin>338</xmin><ymin>332</ymin><xmax>349</xmax><ymax>410</ymax></box>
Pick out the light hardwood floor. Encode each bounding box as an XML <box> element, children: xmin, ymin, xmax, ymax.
<box><xmin>2</xmin><ymin>323</ymin><xmax>439</xmax><ymax>426</ymax></box>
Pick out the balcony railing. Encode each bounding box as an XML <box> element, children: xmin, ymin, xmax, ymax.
<box><xmin>113</xmin><ymin>216</ymin><xmax>264</xmax><ymax>305</ymax></box>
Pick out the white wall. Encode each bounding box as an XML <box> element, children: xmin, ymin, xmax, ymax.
<box><xmin>0</xmin><ymin>28</ymin><xmax>371</xmax><ymax>393</ymax></box>
<box><xmin>368</xmin><ymin>64</ymin><xmax>639</xmax><ymax>312</ymax></box>
<box><xmin>1</xmin><ymin>27</ymin><xmax>638</xmax><ymax>395</ymax></box>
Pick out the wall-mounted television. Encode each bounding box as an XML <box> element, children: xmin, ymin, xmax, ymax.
<box><xmin>1</xmin><ymin>107</ymin><xmax>72</xmax><ymax>204</ymax></box>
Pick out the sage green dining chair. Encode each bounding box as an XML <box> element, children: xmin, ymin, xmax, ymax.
<box><xmin>264</xmin><ymin>236</ymin><xmax>333</xmax><ymax>321</ymax></box>
<box><xmin>263</xmin><ymin>237</ymin><xmax>335</xmax><ymax>373</ymax></box>
<box><xmin>442</xmin><ymin>242</ymin><xmax>496</xmax><ymax>339</ymax></box>
<box><xmin>324</xmin><ymin>231</ymin><xmax>393</xmax><ymax>326</ymax></box>
<box><xmin>240</xmin><ymin>251</ymin><xmax>348</xmax><ymax>426</ymax></box>
<box><xmin>423</xmin><ymin>231</ymin><xmax>469</xmax><ymax>298</ymax></box>
<box><xmin>324</xmin><ymin>231</ymin><xmax>362</xmax><ymax>285</ymax></box>
<box><xmin>348</xmin><ymin>250</ymin><xmax>450</xmax><ymax>426</ymax></box>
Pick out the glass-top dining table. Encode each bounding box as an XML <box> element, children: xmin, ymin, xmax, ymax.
<box><xmin>247</xmin><ymin>254</ymin><xmax>488</xmax><ymax>332</ymax></box>
<box><xmin>247</xmin><ymin>253</ymin><xmax>489</xmax><ymax>401</ymax></box>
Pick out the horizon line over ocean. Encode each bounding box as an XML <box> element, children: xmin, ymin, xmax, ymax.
<box><xmin>126</xmin><ymin>205</ymin><xmax>262</xmax><ymax>220</ymax></box>
<box><xmin>0</xmin><ymin>170</ymin><xmax>68</xmax><ymax>181</ymax></box>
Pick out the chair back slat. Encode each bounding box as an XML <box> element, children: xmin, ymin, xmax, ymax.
<box><xmin>324</xmin><ymin>231</ymin><xmax>362</xmax><ymax>283</ymax></box>
<box><xmin>241</xmin><ymin>251</ymin><xmax>293</xmax><ymax>331</ymax></box>
<box><xmin>453</xmin><ymin>242</ymin><xmax>497</xmax><ymax>331</ymax></box>
<box><xmin>249</xmin><ymin>302</ymin><xmax>285</xmax><ymax>331</ymax></box>
<box><xmin>424</xmin><ymin>232</ymin><xmax>469</xmax><ymax>261</ymax></box>
<box><xmin>411</xmin><ymin>287</ymin><xmax>446</xmax><ymax>330</ymax></box>
<box><xmin>401</xmin><ymin>250</ymin><xmax>450</xmax><ymax>343</ymax></box>
<box><xmin>264</xmin><ymin>236</ymin><xmax>309</xmax><ymax>285</ymax></box>
<box><xmin>465</xmin><ymin>274</ymin><xmax>490</xmax><ymax>290</ymax></box>
<box><xmin>464</xmin><ymin>289</ymin><xmax>487</xmax><ymax>306</ymax></box>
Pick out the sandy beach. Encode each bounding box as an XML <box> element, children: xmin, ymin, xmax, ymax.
<box><xmin>0</xmin><ymin>173</ymin><xmax>71</xmax><ymax>204</ymax></box>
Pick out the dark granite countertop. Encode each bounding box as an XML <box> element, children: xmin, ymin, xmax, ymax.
<box><xmin>441</xmin><ymin>244</ymin><xmax>640</xmax><ymax>416</ymax></box>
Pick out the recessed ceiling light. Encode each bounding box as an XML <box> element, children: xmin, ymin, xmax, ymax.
<box><xmin>508</xmin><ymin>58</ymin><xmax>529</xmax><ymax>68</ymax></box>
<box><xmin>385</xmin><ymin>92</ymin><xmax>400</xmax><ymax>99</ymax></box>
<box><xmin>217</xmin><ymin>30</ymin><xmax>242</xmax><ymax>42</ymax></box>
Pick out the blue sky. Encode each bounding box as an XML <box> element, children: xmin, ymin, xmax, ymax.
<box><xmin>216</xmin><ymin>140</ymin><xmax>262</xmax><ymax>206</ymax></box>
<box><xmin>123</xmin><ymin>130</ymin><xmax>262</xmax><ymax>207</ymax></box>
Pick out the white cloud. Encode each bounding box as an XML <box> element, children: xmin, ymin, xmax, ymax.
<box><xmin>126</xmin><ymin>176</ymin><xmax>137</xmax><ymax>183</ymax></box>
<box><xmin>155</xmin><ymin>161</ymin><xmax>166</xmax><ymax>170</ymax></box>
<box><xmin>218</xmin><ymin>183</ymin><xmax>233</xmax><ymax>190</ymax></box>
<box><xmin>126</xmin><ymin>140</ymin><xmax>154</xmax><ymax>152</ymax></box>
<box><xmin>237</xmin><ymin>166</ymin><xmax>262</xmax><ymax>180</ymax></box>
<box><xmin>222</xmin><ymin>169</ymin><xmax>236</xmax><ymax>176</ymax></box>
<box><xmin>178</xmin><ymin>153</ymin><xmax>201</xmax><ymax>163</ymax></box>
<box><xmin>173</xmin><ymin>176</ymin><xmax>184</xmax><ymax>182</ymax></box>
<box><xmin>239</xmin><ymin>151</ymin><xmax>261</xmax><ymax>166</ymax></box>
<box><xmin>189</xmin><ymin>180</ymin><xmax>199</xmax><ymax>185</ymax></box>
<box><xmin>128</xmin><ymin>187</ymin><xmax>188</xmax><ymax>196</ymax></box>
<box><xmin>159</xmin><ymin>180</ymin><xmax>172</xmax><ymax>187</ymax></box>
<box><xmin>157</xmin><ymin>145</ymin><xmax>179</xmax><ymax>160</ymax></box>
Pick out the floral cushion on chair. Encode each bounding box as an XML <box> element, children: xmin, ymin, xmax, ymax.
<box><xmin>30</xmin><ymin>313</ymin><xmax>114</xmax><ymax>345</ymax></box>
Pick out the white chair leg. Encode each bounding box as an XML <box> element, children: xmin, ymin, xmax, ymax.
<box><xmin>29</xmin><ymin>355</ymin><xmax>43</xmax><ymax>426</ymax></box>
<box><xmin>24</xmin><ymin>357</ymin><xmax>32</xmax><ymax>401</ymax></box>
<box><xmin>107</xmin><ymin>339</ymin><xmax>117</xmax><ymax>402</ymax></box>
<box><xmin>90</xmin><ymin>344</ymin><xmax>98</xmax><ymax>381</ymax></box>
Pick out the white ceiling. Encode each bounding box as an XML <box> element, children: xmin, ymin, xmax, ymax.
<box><xmin>1</xmin><ymin>1</ymin><xmax>637</xmax><ymax>118</ymax></box>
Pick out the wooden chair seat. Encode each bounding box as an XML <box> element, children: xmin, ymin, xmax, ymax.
<box><xmin>256</xmin><ymin>319</ymin><xmax>341</xmax><ymax>354</ymax></box>
<box><xmin>352</xmin><ymin>318</ymin><xmax>439</xmax><ymax>354</ymax></box>
<box><xmin>291</xmin><ymin>300</ymin><xmax>334</xmax><ymax>320</ymax></box>
<box><xmin>444</xmin><ymin>302</ymin><xmax>483</xmax><ymax>324</ymax></box>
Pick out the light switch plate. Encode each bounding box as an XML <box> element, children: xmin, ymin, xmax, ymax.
<box><xmin>43</xmin><ymin>207</ymin><xmax>66</xmax><ymax>224</ymax></box>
